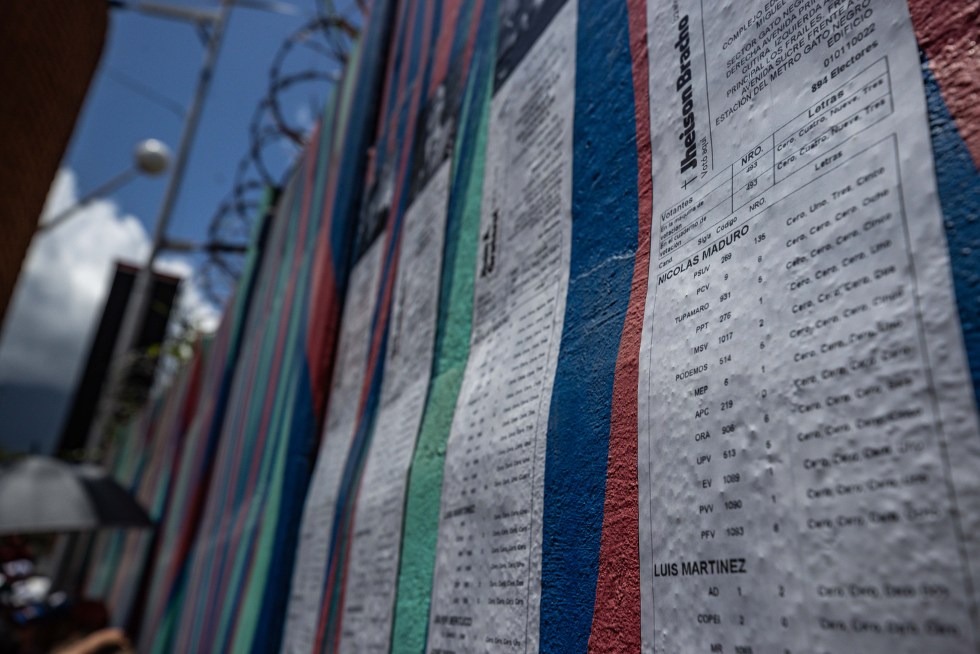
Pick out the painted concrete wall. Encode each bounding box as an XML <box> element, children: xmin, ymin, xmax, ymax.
<box><xmin>82</xmin><ymin>1</ymin><xmax>979</xmax><ymax>652</ymax></box>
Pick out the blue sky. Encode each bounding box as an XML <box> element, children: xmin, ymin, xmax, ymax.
<box><xmin>72</xmin><ymin>0</ymin><xmax>322</xmax><ymax>246</ymax></box>
<box><xmin>0</xmin><ymin>0</ymin><xmax>356</xmax><ymax>453</ymax></box>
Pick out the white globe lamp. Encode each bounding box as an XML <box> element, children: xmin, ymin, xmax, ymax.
<box><xmin>134</xmin><ymin>139</ymin><xmax>172</xmax><ymax>176</ymax></box>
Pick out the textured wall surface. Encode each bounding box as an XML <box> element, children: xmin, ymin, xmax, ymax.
<box><xmin>911</xmin><ymin>0</ymin><xmax>980</xmax><ymax>410</ymax></box>
<box><xmin>79</xmin><ymin>1</ymin><xmax>979</xmax><ymax>652</ymax></box>
<box><xmin>137</xmin><ymin>205</ymin><xmax>271</xmax><ymax>654</ymax></box>
<box><xmin>391</xmin><ymin>2</ymin><xmax>492</xmax><ymax>651</ymax></box>
<box><xmin>539</xmin><ymin>1</ymin><xmax>638</xmax><ymax>651</ymax></box>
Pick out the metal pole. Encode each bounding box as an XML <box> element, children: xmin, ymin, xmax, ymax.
<box><xmin>37</xmin><ymin>169</ymin><xmax>138</xmax><ymax>233</ymax></box>
<box><xmin>86</xmin><ymin>0</ymin><xmax>235</xmax><ymax>452</ymax></box>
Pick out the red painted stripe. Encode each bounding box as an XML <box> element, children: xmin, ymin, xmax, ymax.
<box><xmin>190</xmin><ymin>327</ymin><xmax>261</xmax><ymax>648</ymax></box>
<box><xmin>313</xmin><ymin>167</ymin><xmax>400</xmax><ymax>654</ymax></box>
<box><xmin>198</xmin><ymin>159</ymin><xmax>313</xmax><ymax>643</ymax></box>
<box><xmin>188</xmin><ymin>214</ymin><xmax>283</xmax><ymax>649</ymax></box>
<box><xmin>907</xmin><ymin>0</ymin><xmax>980</xmax><ymax>168</ymax></box>
<box><xmin>312</xmin><ymin>1</ymin><xmax>419</xmax><ymax>635</ymax></box>
<box><xmin>459</xmin><ymin>0</ymin><xmax>485</xmax><ymax>82</ymax></box>
<box><xmin>167</xmin><ymin>348</ymin><xmax>230</xmax><ymax>644</ymax></box>
<box><xmin>319</xmin><ymin>0</ymin><xmax>490</xmax><ymax>646</ymax></box>
<box><xmin>146</xmin><ymin>395</ymin><xmax>212</xmax><ymax>640</ymax></box>
<box><xmin>307</xmin><ymin>235</ymin><xmax>339</xmax><ymax>423</ymax></box>
<box><xmin>226</xmin><ymin>122</ymin><xmax>344</xmax><ymax>652</ymax></box>
<box><xmin>216</xmin><ymin>140</ymin><xmax>322</xmax><ymax>650</ymax></box>
<box><xmin>152</xmin><ymin>335</ymin><xmax>224</xmax><ymax>632</ymax></box>
<box><xmin>588</xmin><ymin>0</ymin><xmax>650</xmax><ymax>651</ymax></box>
<box><xmin>178</xmin><ymin>344</ymin><xmax>255</xmax><ymax>654</ymax></box>
<box><xmin>313</xmin><ymin>88</ymin><xmax>403</xmax><ymax>654</ymax></box>
<box><xmin>134</xmin><ymin>345</ymin><xmax>201</xmax><ymax>632</ymax></box>
<box><xmin>172</xmin><ymin>344</ymin><xmax>231</xmax><ymax>646</ymax></box>
<box><xmin>428</xmin><ymin>0</ymin><xmax>462</xmax><ymax>95</ymax></box>
<box><xmin>329</xmin><ymin>0</ymin><xmax>439</xmax><ymax>640</ymax></box>
<box><xmin>307</xmin><ymin>111</ymin><xmax>350</xmax><ymax>423</ymax></box>
<box><xmin>313</xmin><ymin>0</ymin><xmax>437</xmax><ymax>650</ymax></box>
<box><xmin>306</xmin><ymin>216</ymin><xmax>338</xmax><ymax>420</ymax></box>
<box><xmin>378</xmin><ymin>0</ymin><xmax>414</xmax><ymax>158</ymax></box>
<box><xmin>189</xmin><ymin>207</ymin><xmax>289</xmax><ymax>646</ymax></box>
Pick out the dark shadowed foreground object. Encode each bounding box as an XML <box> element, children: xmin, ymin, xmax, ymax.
<box><xmin>0</xmin><ymin>456</ymin><xmax>152</xmax><ymax>534</ymax></box>
<box><xmin>0</xmin><ymin>0</ymin><xmax>108</xmax><ymax>325</ymax></box>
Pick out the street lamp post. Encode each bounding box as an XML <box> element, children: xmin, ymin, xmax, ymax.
<box><xmin>86</xmin><ymin>0</ymin><xmax>235</xmax><ymax>451</ymax></box>
<box><xmin>36</xmin><ymin>139</ymin><xmax>171</xmax><ymax>234</ymax></box>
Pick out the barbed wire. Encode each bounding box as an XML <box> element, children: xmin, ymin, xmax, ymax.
<box><xmin>198</xmin><ymin>7</ymin><xmax>361</xmax><ymax>306</ymax></box>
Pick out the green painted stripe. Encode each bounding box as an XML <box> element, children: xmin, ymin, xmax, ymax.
<box><xmin>390</xmin><ymin>29</ymin><xmax>494</xmax><ymax>653</ymax></box>
<box><xmin>212</xmin><ymin>183</ymin><xmax>310</xmax><ymax>651</ymax></box>
<box><xmin>230</xmin><ymin>370</ymin><xmax>298</xmax><ymax>653</ymax></box>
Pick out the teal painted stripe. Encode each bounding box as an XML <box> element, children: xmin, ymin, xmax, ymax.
<box><xmin>145</xmin><ymin>200</ymin><xmax>271</xmax><ymax>654</ymax></box>
<box><xmin>390</xmin><ymin>4</ymin><xmax>496</xmax><ymax>650</ymax></box>
<box><xmin>228</xmin><ymin>187</ymin><xmax>327</xmax><ymax>653</ymax></box>
<box><xmin>177</xmin><ymin>176</ymin><xmax>299</xmax><ymax>652</ymax></box>
<box><xmin>208</xmin><ymin>167</ymin><xmax>315</xmax><ymax>651</ymax></box>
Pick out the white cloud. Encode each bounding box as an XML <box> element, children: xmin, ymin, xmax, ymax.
<box><xmin>157</xmin><ymin>255</ymin><xmax>221</xmax><ymax>334</ymax></box>
<box><xmin>293</xmin><ymin>103</ymin><xmax>316</xmax><ymax>135</ymax></box>
<box><xmin>0</xmin><ymin>168</ymin><xmax>220</xmax><ymax>392</ymax></box>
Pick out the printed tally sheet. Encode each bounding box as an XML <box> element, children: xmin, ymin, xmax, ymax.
<box><xmin>638</xmin><ymin>1</ymin><xmax>980</xmax><ymax>652</ymax></box>
<box><xmin>426</xmin><ymin>1</ymin><xmax>577</xmax><ymax>651</ymax></box>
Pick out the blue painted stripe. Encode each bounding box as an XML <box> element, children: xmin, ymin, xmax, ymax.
<box><xmin>314</xmin><ymin>2</ymin><xmax>443</xmax><ymax>647</ymax></box>
<box><xmin>540</xmin><ymin>1</ymin><xmax>639</xmax><ymax>652</ymax></box>
<box><xmin>329</xmin><ymin>0</ymin><xmax>397</xmax><ymax>284</ymax></box>
<box><xmin>250</xmin><ymin>358</ymin><xmax>318</xmax><ymax>653</ymax></box>
<box><xmin>921</xmin><ymin>62</ymin><xmax>980</xmax><ymax>411</ymax></box>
